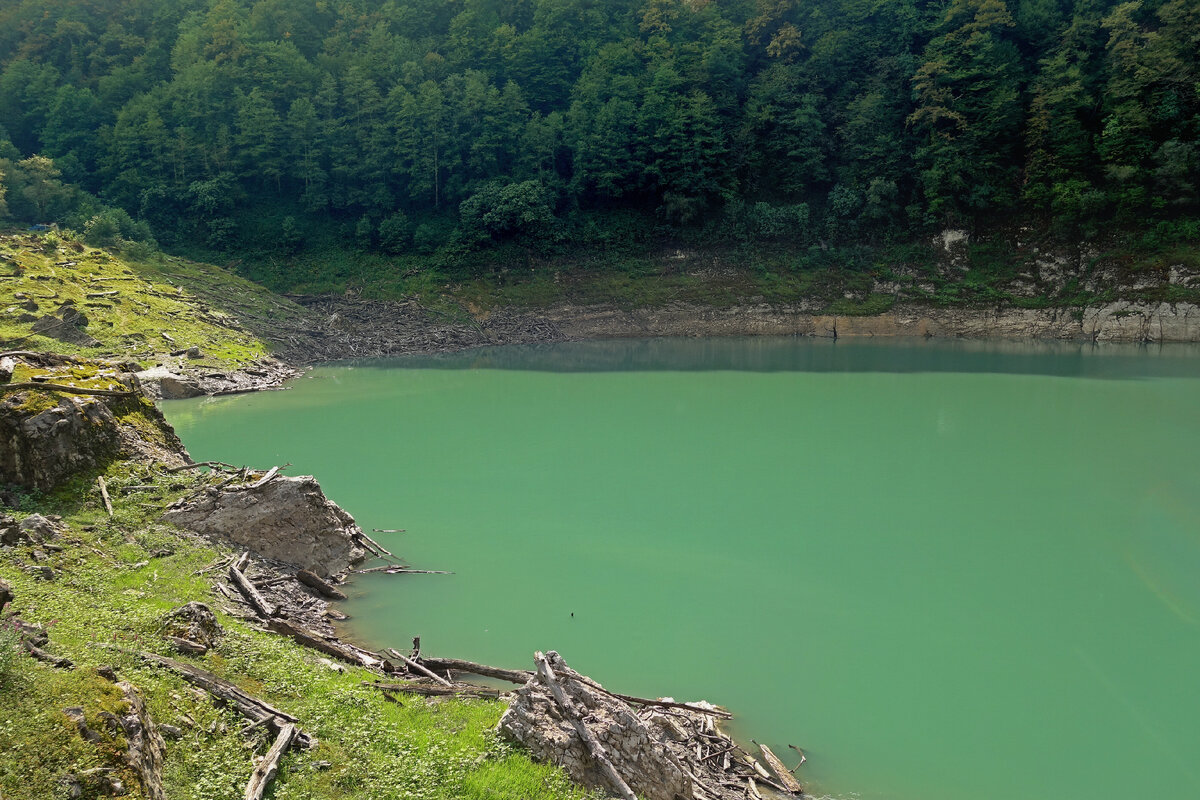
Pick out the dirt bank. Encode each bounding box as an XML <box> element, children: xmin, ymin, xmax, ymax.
<box><xmin>263</xmin><ymin>297</ymin><xmax>1200</xmax><ymax>367</ymax></box>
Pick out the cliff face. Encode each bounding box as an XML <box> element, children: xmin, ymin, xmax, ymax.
<box><xmin>0</xmin><ymin>361</ymin><xmax>188</xmax><ymax>492</ymax></box>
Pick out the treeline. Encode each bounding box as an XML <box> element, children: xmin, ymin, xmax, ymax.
<box><xmin>0</xmin><ymin>0</ymin><xmax>1197</xmax><ymax>260</ymax></box>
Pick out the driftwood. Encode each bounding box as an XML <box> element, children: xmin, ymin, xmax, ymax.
<box><xmin>267</xmin><ymin>618</ymin><xmax>388</xmax><ymax>671</ymax></box>
<box><xmin>386</xmin><ymin>648</ymin><xmax>452</xmax><ymax>687</ymax></box>
<box><xmin>371</xmin><ymin>528</ymin><xmax>405</xmax><ymax>533</ymax></box>
<box><xmin>229</xmin><ymin>555</ymin><xmax>276</xmax><ymax>618</ymax></box>
<box><xmin>295</xmin><ymin>570</ymin><xmax>347</xmax><ymax>600</ymax></box>
<box><xmin>97</xmin><ymin>476</ymin><xmax>114</xmax><ymax>517</ymax></box>
<box><xmin>243</xmin><ymin>722</ymin><xmax>296</xmax><ymax>800</ymax></box>
<box><xmin>111</xmin><ymin>647</ymin><xmax>311</xmax><ymax>746</ymax></box>
<box><xmin>117</xmin><ymin>682</ymin><xmax>168</xmax><ymax>800</ymax></box>
<box><xmin>364</xmin><ymin>680</ymin><xmax>503</xmax><ymax>700</ymax></box>
<box><xmin>535</xmin><ymin>651</ymin><xmax>638</xmax><ymax>800</ymax></box>
<box><xmin>354</xmin><ymin>565</ymin><xmax>453</xmax><ymax>575</ymax></box>
<box><xmin>757</xmin><ymin>743</ymin><xmax>804</xmax><ymax>794</ymax></box>
<box><xmin>24</xmin><ymin>641</ymin><xmax>74</xmax><ymax>669</ymax></box>
<box><xmin>417</xmin><ymin>657</ymin><xmax>533</xmax><ymax>685</ymax></box>
<box><xmin>164</xmin><ymin>460</ymin><xmax>239</xmax><ymax>473</ymax></box>
<box><xmin>248</xmin><ymin>465</ymin><xmax>283</xmax><ymax>489</ymax></box>
<box><xmin>0</xmin><ymin>382</ymin><xmax>135</xmax><ymax>397</ymax></box>
<box><xmin>352</xmin><ymin>530</ymin><xmax>393</xmax><ymax>558</ymax></box>
<box><xmin>788</xmin><ymin>745</ymin><xmax>807</xmax><ymax>766</ymax></box>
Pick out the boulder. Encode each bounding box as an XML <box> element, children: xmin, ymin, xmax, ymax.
<box><xmin>163</xmin><ymin>476</ymin><xmax>367</xmax><ymax>577</ymax></box>
<box><xmin>0</xmin><ymin>383</ymin><xmax>187</xmax><ymax>491</ymax></box>
<box><xmin>133</xmin><ymin>367</ymin><xmax>204</xmax><ymax>400</ymax></box>
<box><xmin>0</xmin><ymin>577</ymin><xmax>12</xmax><ymax>610</ymax></box>
<box><xmin>498</xmin><ymin>652</ymin><xmax>692</xmax><ymax>800</ymax></box>
<box><xmin>0</xmin><ymin>393</ymin><xmax>123</xmax><ymax>491</ymax></box>
<box><xmin>19</xmin><ymin>513</ymin><xmax>66</xmax><ymax>543</ymax></box>
<box><xmin>160</xmin><ymin>602</ymin><xmax>222</xmax><ymax>652</ymax></box>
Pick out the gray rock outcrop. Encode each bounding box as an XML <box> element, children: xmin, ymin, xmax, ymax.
<box><xmin>162</xmin><ymin>476</ymin><xmax>367</xmax><ymax>576</ymax></box>
<box><xmin>499</xmin><ymin>652</ymin><xmax>692</xmax><ymax>800</ymax></box>
<box><xmin>1</xmin><ymin>513</ymin><xmax>66</xmax><ymax>546</ymax></box>
<box><xmin>0</xmin><ymin>394</ymin><xmax>123</xmax><ymax>491</ymax></box>
<box><xmin>0</xmin><ymin>386</ymin><xmax>187</xmax><ymax>491</ymax></box>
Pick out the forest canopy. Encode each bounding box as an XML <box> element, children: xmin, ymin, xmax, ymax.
<box><xmin>0</xmin><ymin>0</ymin><xmax>1197</xmax><ymax>260</ymax></box>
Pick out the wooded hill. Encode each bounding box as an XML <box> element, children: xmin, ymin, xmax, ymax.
<box><xmin>0</xmin><ymin>0</ymin><xmax>1197</xmax><ymax>277</ymax></box>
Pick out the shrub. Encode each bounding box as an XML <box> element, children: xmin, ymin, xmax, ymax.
<box><xmin>378</xmin><ymin>211</ymin><xmax>411</xmax><ymax>254</ymax></box>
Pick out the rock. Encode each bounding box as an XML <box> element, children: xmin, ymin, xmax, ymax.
<box><xmin>160</xmin><ymin>602</ymin><xmax>222</xmax><ymax>651</ymax></box>
<box><xmin>30</xmin><ymin>308</ymin><xmax>100</xmax><ymax>346</ymax></box>
<box><xmin>163</xmin><ymin>476</ymin><xmax>367</xmax><ymax>577</ymax></box>
<box><xmin>0</xmin><ymin>383</ymin><xmax>187</xmax><ymax>491</ymax></box>
<box><xmin>36</xmin><ymin>565</ymin><xmax>55</xmax><ymax>580</ymax></box>
<box><xmin>158</xmin><ymin>724</ymin><xmax>183</xmax><ymax>740</ymax></box>
<box><xmin>0</xmin><ymin>395</ymin><xmax>125</xmax><ymax>491</ymax></box>
<box><xmin>20</xmin><ymin>513</ymin><xmax>65</xmax><ymax>542</ymax></box>
<box><xmin>0</xmin><ymin>576</ymin><xmax>12</xmax><ymax>610</ymax></box>
<box><xmin>185</xmin><ymin>346</ymin><xmax>203</xmax><ymax>359</ymax></box>
<box><xmin>0</xmin><ymin>356</ymin><xmax>14</xmax><ymax>383</ymax></box>
<box><xmin>97</xmin><ymin>665</ymin><xmax>119</xmax><ymax>682</ymax></box>
<box><xmin>64</xmin><ymin>707</ymin><xmax>101</xmax><ymax>743</ymax></box>
<box><xmin>498</xmin><ymin>652</ymin><xmax>692</xmax><ymax>800</ymax></box>
<box><xmin>133</xmin><ymin>367</ymin><xmax>204</xmax><ymax>400</ymax></box>
<box><xmin>158</xmin><ymin>374</ymin><xmax>204</xmax><ymax>399</ymax></box>
<box><xmin>0</xmin><ymin>514</ymin><xmax>24</xmax><ymax>546</ymax></box>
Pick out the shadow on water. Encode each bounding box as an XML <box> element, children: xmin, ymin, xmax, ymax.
<box><xmin>334</xmin><ymin>336</ymin><xmax>1200</xmax><ymax>380</ymax></box>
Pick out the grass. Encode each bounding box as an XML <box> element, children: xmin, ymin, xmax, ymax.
<box><xmin>0</xmin><ymin>231</ymin><xmax>306</xmax><ymax>371</ymax></box>
<box><xmin>0</xmin><ymin>455</ymin><xmax>595</xmax><ymax>800</ymax></box>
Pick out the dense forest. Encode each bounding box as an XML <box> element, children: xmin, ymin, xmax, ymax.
<box><xmin>0</xmin><ymin>0</ymin><xmax>1197</xmax><ymax>273</ymax></box>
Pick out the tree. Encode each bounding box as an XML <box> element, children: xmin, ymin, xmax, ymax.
<box><xmin>909</xmin><ymin>0</ymin><xmax>1025</xmax><ymax>225</ymax></box>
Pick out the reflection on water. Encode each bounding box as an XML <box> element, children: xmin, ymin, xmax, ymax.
<box><xmin>339</xmin><ymin>336</ymin><xmax>1200</xmax><ymax>378</ymax></box>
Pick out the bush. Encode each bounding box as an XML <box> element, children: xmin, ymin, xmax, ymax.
<box><xmin>458</xmin><ymin>180</ymin><xmax>554</xmax><ymax>247</ymax></box>
<box><xmin>83</xmin><ymin>213</ymin><xmax>121</xmax><ymax>246</ymax></box>
<box><xmin>378</xmin><ymin>211</ymin><xmax>411</xmax><ymax>254</ymax></box>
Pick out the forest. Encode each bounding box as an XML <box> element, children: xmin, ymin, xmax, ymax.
<box><xmin>0</xmin><ymin>0</ymin><xmax>1197</xmax><ymax>281</ymax></box>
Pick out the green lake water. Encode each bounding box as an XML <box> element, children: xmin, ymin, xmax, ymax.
<box><xmin>163</xmin><ymin>337</ymin><xmax>1200</xmax><ymax>800</ymax></box>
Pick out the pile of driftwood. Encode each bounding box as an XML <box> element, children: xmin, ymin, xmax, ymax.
<box><xmin>210</xmin><ymin>548</ymin><xmax>809</xmax><ymax>800</ymax></box>
<box><xmin>364</xmin><ymin>648</ymin><xmax>807</xmax><ymax>800</ymax></box>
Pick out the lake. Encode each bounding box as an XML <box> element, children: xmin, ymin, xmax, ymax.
<box><xmin>163</xmin><ymin>336</ymin><xmax>1200</xmax><ymax>800</ymax></box>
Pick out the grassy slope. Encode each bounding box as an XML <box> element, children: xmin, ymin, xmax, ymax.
<box><xmin>0</xmin><ymin>231</ymin><xmax>307</xmax><ymax>370</ymax></box>
<box><xmin>0</xmin><ymin>233</ymin><xmax>594</xmax><ymax>800</ymax></box>
<box><xmin>1</xmin><ymin>464</ymin><xmax>591</xmax><ymax>800</ymax></box>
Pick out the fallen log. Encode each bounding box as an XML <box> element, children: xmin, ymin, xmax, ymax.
<box><xmin>387</xmin><ymin>648</ymin><xmax>452</xmax><ymax>687</ymax></box>
<box><xmin>164</xmin><ymin>460</ymin><xmax>239</xmax><ymax>474</ymax></box>
<box><xmin>417</xmin><ymin>657</ymin><xmax>533</xmax><ymax>685</ymax></box>
<box><xmin>535</xmin><ymin>651</ymin><xmax>637</xmax><ymax>800</ymax></box>
<box><xmin>117</xmin><ymin>682</ymin><xmax>167</xmax><ymax>800</ymax></box>
<box><xmin>229</xmin><ymin>556</ymin><xmax>276</xmax><ymax>618</ymax></box>
<box><xmin>267</xmin><ymin>618</ymin><xmax>387</xmax><ymax>671</ymax></box>
<box><xmin>352</xmin><ymin>530</ymin><xmax>392</xmax><ymax>558</ymax></box>
<box><xmin>353</xmin><ymin>566</ymin><xmax>453</xmax><ymax>575</ymax></box>
<box><xmin>108</xmin><ymin>647</ymin><xmax>308</xmax><ymax>744</ymax></box>
<box><xmin>295</xmin><ymin>569</ymin><xmax>346</xmax><ymax>600</ymax></box>
<box><xmin>243</xmin><ymin>722</ymin><xmax>296</xmax><ymax>800</ymax></box>
<box><xmin>756</xmin><ymin>743</ymin><xmax>804</xmax><ymax>794</ymax></box>
<box><xmin>363</xmin><ymin>681</ymin><xmax>503</xmax><ymax>700</ymax></box>
<box><xmin>24</xmin><ymin>641</ymin><xmax>74</xmax><ymax>669</ymax></box>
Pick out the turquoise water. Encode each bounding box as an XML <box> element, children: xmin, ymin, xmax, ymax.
<box><xmin>163</xmin><ymin>337</ymin><xmax>1200</xmax><ymax>800</ymax></box>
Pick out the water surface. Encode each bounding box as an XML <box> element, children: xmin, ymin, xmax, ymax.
<box><xmin>164</xmin><ymin>337</ymin><xmax>1200</xmax><ymax>800</ymax></box>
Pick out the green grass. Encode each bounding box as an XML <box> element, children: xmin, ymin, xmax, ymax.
<box><xmin>0</xmin><ymin>457</ymin><xmax>595</xmax><ymax>800</ymax></box>
<box><xmin>0</xmin><ymin>232</ymin><xmax>305</xmax><ymax>370</ymax></box>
